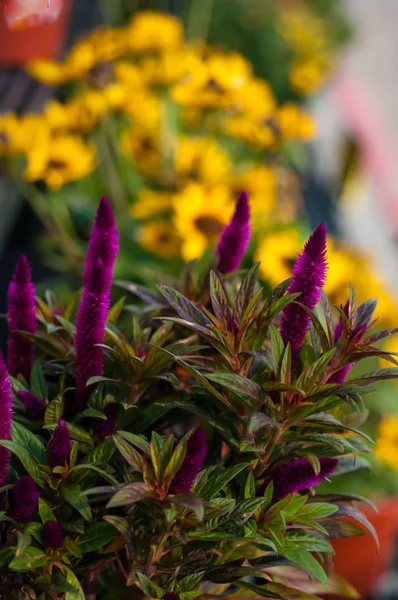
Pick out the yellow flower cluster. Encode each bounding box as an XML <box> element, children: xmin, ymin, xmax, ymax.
<box><xmin>279</xmin><ymin>4</ymin><xmax>333</xmax><ymax>96</ymax></box>
<box><xmin>375</xmin><ymin>415</ymin><xmax>398</xmax><ymax>471</ymax></box>
<box><xmin>255</xmin><ymin>228</ymin><xmax>398</xmax><ymax>328</ymax></box>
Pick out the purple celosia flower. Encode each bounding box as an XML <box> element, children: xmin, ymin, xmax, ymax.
<box><xmin>17</xmin><ymin>391</ymin><xmax>46</xmax><ymax>420</ymax></box>
<box><xmin>164</xmin><ymin>594</ymin><xmax>180</xmax><ymax>600</ymax></box>
<box><xmin>280</xmin><ymin>223</ymin><xmax>327</xmax><ymax>366</ymax></box>
<box><xmin>216</xmin><ymin>191</ymin><xmax>251</xmax><ymax>274</ymax></box>
<box><xmin>272</xmin><ymin>456</ymin><xmax>338</xmax><ymax>502</ymax></box>
<box><xmin>94</xmin><ymin>402</ymin><xmax>118</xmax><ymax>438</ymax></box>
<box><xmin>49</xmin><ymin>420</ymin><xmax>71</xmax><ymax>469</ymax></box>
<box><xmin>75</xmin><ymin>197</ymin><xmax>119</xmax><ymax>410</ymax></box>
<box><xmin>43</xmin><ymin>521</ymin><xmax>65</xmax><ymax>549</ymax></box>
<box><xmin>7</xmin><ymin>256</ymin><xmax>36</xmax><ymax>381</ymax></box>
<box><xmin>13</xmin><ymin>476</ymin><xmax>39</xmax><ymax>522</ymax></box>
<box><xmin>0</xmin><ymin>354</ymin><xmax>12</xmax><ymax>487</ymax></box>
<box><xmin>169</xmin><ymin>428</ymin><xmax>207</xmax><ymax>494</ymax></box>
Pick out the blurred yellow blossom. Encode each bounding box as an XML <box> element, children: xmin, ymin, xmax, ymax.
<box><xmin>276</xmin><ymin>103</ymin><xmax>316</xmax><ymax>142</ymax></box>
<box><xmin>380</xmin><ymin>337</ymin><xmax>398</xmax><ymax>369</ymax></box>
<box><xmin>173</xmin><ymin>183</ymin><xmax>233</xmax><ymax>261</ymax></box>
<box><xmin>127</xmin><ymin>11</ymin><xmax>183</xmax><ymax>53</ymax></box>
<box><xmin>234</xmin><ymin>165</ymin><xmax>277</xmax><ymax>228</ymax></box>
<box><xmin>255</xmin><ymin>229</ymin><xmax>301</xmax><ymax>285</ymax></box>
<box><xmin>139</xmin><ymin>49</ymin><xmax>197</xmax><ymax>87</ymax></box>
<box><xmin>24</xmin><ymin>135</ymin><xmax>96</xmax><ymax>191</ymax></box>
<box><xmin>122</xmin><ymin>91</ymin><xmax>161</xmax><ymax>132</ymax></box>
<box><xmin>375</xmin><ymin>415</ymin><xmax>398</xmax><ymax>470</ymax></box>
<box><xmin>44</xmin><ymin>90</ymin><xmax>108</xmax><ymax>133</ymax></box>
<box><xmin>139</xmin><ymin>221</ymin><xmax>181</xmax><ymax>258</ymax></box>
<box><xmin>175</xmin><ymin>137</ymin><xmax>231</xmax><ymax>185</ymax></box>
<box><xmin>234</xmin><ymin>78</ymin><xmax>276</xmax><ymax>120</ymax></box>
<box><xmin>290</xmin><ymin>59</ymin><xmax>328</xmax><ymax>96</ymax></box>
<box><xmin>130</xmin><ymin>190</ymin><xmax>173</xmax><ymax>219</ymax></box>
<box><xmin>121</xmin><ymin>128</ymin><xmax>161</xmax><ymax>177</ymax></box>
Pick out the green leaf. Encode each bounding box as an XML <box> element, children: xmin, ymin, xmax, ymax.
<box><xmin>0</xmin><ymin>547</ymin><xmax>15</xmax><ymax>568</ymax></box>
<box><xmin>61</xmin><ymin>565</ymin><xmax>85</xmax><ymax>600</ymax></box>
<box><xmin>157</xmin><ymin>285</ymin><xmax>211</xmax><ymax>327</ymax></box>
<box><xmin>107</xmin><ymin>482</ymin><xmax>153</xmax><ymax>508</ymax></box>
<box><xmin>209</xmin><ymin>270</ymin><xmax>229</xmax><ymax>324</ymax></box>
<box><xmin>269</xmin><ymin>325</ymin><xmax>285</xmax><ymax>372</ymax></box>
<box><xmin>200</xmin><ymin>463</ymin><xmax>249</xmax><ymax>499</ymax></box>
<box><xmin>245</xmin><ymin>472</ymin><xmax>255</xmax><ymax>499</ymax></box>
<box><xmin>177</xmin><ymin>572</ymin><xmax>205</xmax><ymax>593</ymax></box>
<box><xmin>72</xmin><ymin>522</ymin><xmax>117</xmax><ymax>553</ymax></box>
<box><xmin>70</xmin><ymin>464</ymin><xmax>119</xmax><ymax>485</ymax></box>
<box><xmin>23</xmin><ymin>522</ymin><xmax>43</xmax><ymax>544</ymax></box>
<box><xmin>113</xmin><ymin>435</ymin><xmax>144</xmax><ymax>473</ymax></box>
<box><xmin>9</xmin><ymin>547</ymin><xmax>47</xmax><ymax>571</ymax></box>
<box><xmin>86</xmin><ymin>438</ymin><xmax>115</xmax><ymax>465</ymax></box>
<box><xmin>107</xmin><ymin>296</ymin><xmax>126</xmax><ymax>325</ymax></box>
<box><xmin>295</xmin><ymin>502</ymin><xmax>338</xmax><ymax>521</ymax></box>
<box><xmin>169</xmin><ymin>492</ymin><xmax>204</xmax><ymax>520</ymax></box>
<box><xmin>118</xmin><ymin>431</ymin><xmax>151</xmax><ymax>454</ymax></box>
<box><xmin>38</xmin><ymin>498</ymin><xmax>55</xmax><ymax>523</ymax></box>
<box><xmin>206</xmin><ymin>372</ymin><xmax>263</xmax><ymax>403</ymax></box>
<box><xmin>30</xmin><ymin>361</ymin><xmax>48</xmax><ymax>401</ymax></box>
<box><xmin>103</xmin><ymin>515</ymin><xmax>130</xmax><ymax>539</ymax></box>
<box><xmin>44</xmin><ymin>398</ymin><xmax>64</xmax><ymax>426</ymax></box>
<box><xmin>16</xmin><ymin>531</ymin><xmax>32</xmax><ymax>557</ymax></box>
<box><xmin>66</xmin><ymin>423</ymin><xmax>94</xmax><ymax>446</ymax></box>
<box><xmin>348</xmin><ymin>368</ymin><xmax>398</xmax><ymax>385</ymax></box>
<box><xmin>234</xmin><ymin>263</ymin><xmax>260</xmax><ymax>321</ymax></box>
<box><xmin>136</xmin><ymin>572</ymin><xmax>164</xmax><ymax>599</ymax></box>
<box><xmin>0</xmin><ymin>440</ymin><xmax>43</xmax><ymax>486</ymax></box>
<box><xmin>282</xmin><ymin>547</ymin><xmax>327</xmax><ymax>585</ymax></box>
<box><xmin>12</xmin><ymin>421</ymin><xmax>47</xmax><ymax>465</ymax></box>
<box><xmin>62</xmin><ymin>486</ymin><xmax>92</xmax><ymax>521</ymax></box>
<box><xmin>163</xmin><ymin>434</ymin><xmax>190</xmax><ymax>483</ymax></box>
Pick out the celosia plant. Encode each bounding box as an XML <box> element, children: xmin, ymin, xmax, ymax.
<box><xmin>0</xmin><ymin>196</ymin><xmax>397</xmax><ymax>599</ymax></box>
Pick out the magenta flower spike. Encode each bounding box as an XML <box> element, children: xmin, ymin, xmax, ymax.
<box><xmin>280</xmin><ymin>223</ymin><xmax>327</xmax><ymax>366</ymax></box>
<box><xmin>7</xmin><ymin>256</ymin><xmax>36</xmax><ymax>381</ymax></box>
<box><xmin>13</xmin><ymin>476</ymin><xmax>39</xmax><ymax>522</ymax></box>
<box><xmin>272</xmin><ymin>456</ymin><xmax>338</xmax><ymax>501</ymax></box>
<box><xmin>94</xmin><ymin>402</ymin><xmax>118</xmax><ymax>438</ymax></box>
<box><xmin>49</xmin><ymin>420</ymin><xmax>71</xmax><ymax>469</ymax></box>
<box><xmin>0</xmin><ymin>354</ymin><xmax>12</xmax><ymax>487</ymax></box>
<box><xmin>75</xmin><ymin>196</ymin><xmax>119</xmax><ymax>410</ymax></box>
<box><xmin>169</xmin><ymin>428</ymin><xmax>207</xmax><ymax>494</ymax></box>
<box><xmin>164</xmin><ymin>594</ymin><xmax>180</xmax><ymax>600</ymax></box>
<box><xmin>17</xmin><ymin>391</ymin><xmax>46</xmax><ymax>420</ymax></box>
<box><xmin>43</xmin><ymin>521</ymin><xmax>65</xmax><ymax>549</ymax></box>
<box><xmin>216</xmin><ymin>191</ymin><xmax>251</xmax><ymax>274</ymax></box>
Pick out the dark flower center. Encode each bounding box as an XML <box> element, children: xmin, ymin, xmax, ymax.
<box><xmin>283</xmin><ymin>256</ymin><xmax>297</xmax><ymax>271</ymax></box>
<box><xmin>206</xmin><ymin>78</ymin><xmax>224</xmax><ymax>94</ymax></box>
<box><xmin>194</xmin><ymin>216</ymin><xmax>223</xmax><ymax>237</ymax></box>
<box><xmin>48</xmin><ymin>159</ymin><xmax>68</xmax><ymax>170</ymax></box>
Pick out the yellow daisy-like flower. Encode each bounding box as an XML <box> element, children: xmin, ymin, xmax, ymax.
<box><xmin>44</xmin><ymin>90</ymin><xmax>108</xmax><ymax>133</ymax></box>
<box><xmin>173</xmin><ymin>183</ymin><xmax>233</xmax><ymax>262</ymax></box>
<box><xmin>138</xmin><ymin>49</ymin><xmax>196</xmax><ymax>87</ymax></box>
<box><xmin>172</xmin><ymin>51</ymin><xmax>252</xmax><ymax>109</ymax></box>
<box><xmin>121</xmin><ymin>127</ymin><xmax>161</xmax><ymax>177</ymax></box>
<box><xmin>114</xmin><ymin>61</ymin><xmax>145</xmax><ymax>89</ymax></box>
<box><xmin>276</xmin><ymin>103</ymin><xmax>317</xmax><ymax>142</ymax></box>
<box><xmin>122</xmin><ymin>91</ymin><xmax>162</xmax><ymax>132</ymax></box>
<box><xmin>8</xmin><ymin>114</ymin><xmax>51</xmax><ymax>155</ymax></box>
<box><xmin>233</xmin><ymin>165</ymin><xmax>277</xmax><ymax>228</ymax></box>
<box><xmin>27</xmin><ymin>59</ymin><xmax>75</xmax><ymax>86</ymax></box>
<box><xmin>290</xmin><ymin>59</ymin><xmax>328</xmax><ymax>96</ymax></box>
<box><xmin>139</xmin><ymin>221</ymin><xmax>181</xmax><ymax>258</ymax></box>
<box><xmin>375</xmin><ymin>415</ymin><xmax>398</xmax><ymax>470</ymax></box>
<box><xmin>234</xmin><ymin>78</ymin><xmax>276</xmax><ymax>120</ymax></box>
<box><xmin>130</xmin><ymin>190</ymin><xmax>173</xmax><ymax>219</ymax></box>
<box><xmin>225</xmin><ymin>116</ymin><xmax>276</xmax><ymax>149</ymax></box>
<box><xmin>24</xmin><ymin>135</ymin><xmax>96</xmax><ymax>191</ymax></box>
<box><xmin>175</xmin><ymin>136</ymin><xmax>231</xmax><ymax>185</ymax></box>
<box><xmin>127</xmin><ymin>11</ymin><xmax>183</xmax><ymax>53</ymax></box>
<box><xmin>255</xmin><ymin>229</ymin><xmax>302</xmax><ymax>286</ymax></box>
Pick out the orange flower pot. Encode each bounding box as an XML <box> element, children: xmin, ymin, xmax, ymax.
<box><xmin>0</xmin><ymin>0</ymin><xmax>73</xmax><ymax>66</ymax></box>
<box><xmin>331</xmin><ymin>497</ymin><xmax>398</xmax><ymax>598</ymax></box>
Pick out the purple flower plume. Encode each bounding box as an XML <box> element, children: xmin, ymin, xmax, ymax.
<box><xmin>49</xmin><ymin>420</ymin><xmax>71</xmax><ymax>468</ymax></box>
<box><xmin>164</xmin><ymin>594</ymin><xmax>180</xmax><ymax>600</ymax></box>
<box><xmin>216</xmin><ymin>191</ymin><xmax>251</xmax><ymax>274</ymax></box>
<box><xmin>169</xmin><ymin>428</ymin><xmax>207</xmax><ymax>494</ymax></box>
<box><xmin>75</xmin><ymin>197</ymin><xmax>119</xmax><ymax>410</ymax></box>
<box><xmin>43</xmin><ymin>521</ymin><xmax>65</xmax><ymax>549</ymax></box>
<box><xmin>7</xmin><ymin>256</ymin><xmax>36</xmax><ymax>381</ymax></box>
<box><xmin>17</xmin><ymin>391</ymin><xmax>46</xmax><ymax>420</ymax></box>
<box><xmin>0</xmin><ymin>355</ymin><xmax>12</xmax><ymax>487</ymax></box>
<box><xmin>94</xmin><ymin>402</ymin><xmax>118</xmax><ymax>438</ymax></box>
<box><xmin>13</xmin><ymin>476</ymin><xmax>39</xmax><ymax>522</ymax></box>
<box><xmin>272</xmin><ymin>456</ymin><xmax>338</xmax><ymax>502</ymax></box>
<box><xmin>280</xmin><ymin>223</ymin><xmax>327</xmax><ymax>365</ymax></box>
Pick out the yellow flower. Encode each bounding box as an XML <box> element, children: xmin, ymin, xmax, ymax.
<box><xmin>7</xmin><ymin>114</ymin><xmax>51</xmax><ymax>155</ymax></box>
<box><xmin>234</xmin><ymin>78</ymin><xmax>276</xmax><ymax>120</ymax></box>
<box><xmin>172</xmin><ymin>183</ymin><xmax>233</xmax><ymax>261</ymax></box>
<box><xmin>139</xmin><ymin>221</ymin><xmax>181</xmax><ymax>258</ymax></box>
<box><xmin>290</xmin><ymin>59</ymin><xmax>327</xmax><ymax>96</ymax></box>
<box><xmin>233</xmin><ymin>165</ymin><xmax>276</xmax><ymax>228</ymax></box>
<box><xmin>0</xmin><ymin>112</ymin><xmax>21</xmax><ymax>157</ymax></box>
<box><xmin>127</xmin><ymin>11</ymin><xmax>183</xmax><ymax>53</ymax></box>
<box><xmin>279</xmin><ymin>8</ymin><xmax>329</xmax><ymax>58</ymax></box>
<box><xmin>380</xmin><ymin>337</ymin><xmax>398</xmax><ymax>369</ymax></box>
<box><xmin>175</xmin><ymin>137</ymin><xmax>231</xmax><ymax>185</ymax></box>
<box><xmin>44</xmin><ymin>90</ymin><xmax>108</xmax><ymax>133</ymax></box>
<box><xmin>122</xmin><ymin>91</ymin><xmax>161</xmax><ymax>132</ymax></box>
<box><xmin>172</xmin><ymin>51</ymin><xmax>252</xmax><ymax>109</ymax></box>
<box><xmin>114</xmin><ymin>61</ymin><xmax>145</xmax><ymax>89</ymax></box>
<box><xmin>24</xmin><ymin>135</ymin><xmax>96</xmax><ymax>191</ymax></box>
<box><xmin>276</xmin><ymin>103</ymin><xmax>317</xmax><ymax>142</ymax></box>
<box><xmin>255</xmin><ymin>229</ymin><xmax>302</xmax><ymax>286</ymax></box>
<box><xmin>130</xmin><ymin>190</ymin><xmax>173</xmax><ymax>219</ymax></box>
<box><xmin>27</xmin><ymin>59</ymin><xmax>75</xmax><ymax>86</ymax></box>
<box><xmin>138</xmin><ymin>49</ymin><xmax>196</xmax><ymax>86</ymax></box>
<box><xmin>225</xmin><ymin>116</ymin><xmax>276</xmax><ymax>149</ymax></box>
<box><xmin>121</xmin><ymin>127</ymin><xmax>161</xmax><ymax>177</ymax></box>
<box><xmin>375</xmin><ymin>415</ymin><xmax>398</xmax><ymax>470</ymax></box>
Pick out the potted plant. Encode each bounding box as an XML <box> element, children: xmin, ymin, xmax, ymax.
<box><xmin>0</xmin><ymin>193</ymin><xmax>397</xmax><ymax>598</ymax></box>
